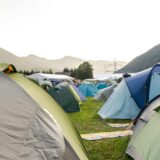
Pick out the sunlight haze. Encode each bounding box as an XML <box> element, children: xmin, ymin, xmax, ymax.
<box><xmin>0</xmin><ymin>0</ymin><xmax>160</xmax><ymax>61</ymax></box>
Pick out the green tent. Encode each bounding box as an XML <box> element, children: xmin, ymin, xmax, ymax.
<box><xmin>57</xmin><ymin>82</ymin><xmax>82</xmax><ymax>105</ymax></box>
<box><xmin>47</xmin><ymin>85</ymin><xmax>80</xmax><ymax>112</ymax></box>
<box><xmin>0</xmin><ymin>65</ymin><xmax>89</xmax><ymax>160</ymax></box>
<box><xmin>68</xmin><ymin>84</ymin><xmax>82</xmax><ymax>104</ymax></box>
<box><xmin>126</xmin><ymin>97</ymin><xmax>160</xmax><ymax>160</ymax></box>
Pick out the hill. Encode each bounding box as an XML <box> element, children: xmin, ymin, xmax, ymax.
<box><xmin>0</xmin><ymin>48</ymin><xmax>127</xmax><ymax>73</ymax></box>
<box><xmin>116</xmin><ymin>44</ymin><xmax>160</xmax><ymax>73</ymax></box>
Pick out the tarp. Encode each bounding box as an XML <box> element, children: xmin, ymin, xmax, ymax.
<box><xmin>78</xmin><ymin>83</ymin><xmax>98</xmax><ymax>97</ymax></box>
<box><xmin>107</xmin><ymin>123</ymin><xmax>132</xmax><ymax>129</ymax></box>
<box><xmin>81</xmin><ymin>130</ymin><xmax>133</xmax><ymax>140</ymax></box>
<box><xmin>98</xmin><ymin>79</ymin><xmax>140</xmax><ymax>119</ymax></box>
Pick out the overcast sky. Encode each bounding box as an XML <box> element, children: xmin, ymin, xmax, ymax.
<box><xmin>0</xmin><ymin>0</ymin><xmax>160</xmax><ymax>61</ymax></box>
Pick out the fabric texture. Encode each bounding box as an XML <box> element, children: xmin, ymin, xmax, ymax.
<box><xmin>149</xmin><ymin>73</ymin><xmax>160</xmax><ymax>101</ymax></box>
<box><xmin>0</xmin><ymin>72</ymin><xmax>65</xmax><ymax>160</ymax></box>
<box><xmin>9</xmin><ymin>73</ymin><xmax>89</xmax><ymax>160</ymax></box>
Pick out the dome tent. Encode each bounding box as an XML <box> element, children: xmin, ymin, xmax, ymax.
<box><xmin>126</xmin><ymin>97</ymin><xmax>160</xmax><ymax>160</ymax></box>
<box><xmin>98</xmin><ymin>64</ymin><xmax>160</xmax><ymax>119</ymax></box>
<box><xmin>98</xmin><ymin>79</ymin><xmax>140</xmax><ymax>119</ymax></box>
<box><xmin>0</xmin><ymin>71</ymin><xmax>64</xmax><ymax>160</ymax></box>
<box><xmin>78</xmin><ymin>83</ymin><xmax>98</xmax><ymax>97</ymax></box>
<box><xmin>0</xmin><ymin>64</ymin><xmax>89</xmax><ymax>160</ymax></box>
<box><xmin>94</xmin><ymin>84</ymin><xmax>117</xmax><ymax>101</ymax></box>
<box><xmin>96</xmin><ymin>82</ymin><xmax>108</xmax><ymax>90</ymax></box>
<box><xmin>47</xmin><ymin>84</ymin><xmax>80</xmax><ymax>112</ymax></box>
<box><xmin>69</xmin><ymin>83</ymin><xmax>86</xmax><ymax>101</ymax></box>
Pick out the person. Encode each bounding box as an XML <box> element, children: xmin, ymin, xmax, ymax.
<box><xmin>123</xmin><ymin>72</ymin><xmax>131</xmax><ymax>78</ymax></box>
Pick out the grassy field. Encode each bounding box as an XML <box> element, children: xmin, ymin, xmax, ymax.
<box><xmin>68</xmin><ymin>98</ymin><xmax>132</xmax><ymax>160</ymax></box>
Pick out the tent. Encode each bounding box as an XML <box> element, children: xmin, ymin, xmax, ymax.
<box><xmin>98</xmin><ymin>79</ymin><xmax>140</xmax><ymax>119</ymax></box>
<box><xmin>70</xmin><ymin>84</ymin><xmax>86</xmax><ymax>101</ymax></box>
<box><xmin>0</xmin><ymin>64</ymin><xmax>89</xmax><ymax>160</ymax></box>
<box><xmin>94</xmin><ymin>84</ymin><xmax>117</xmax><ymax>101</ymax></box>
<box><xmin>67</xmin><ymin>84</ymin><xmax>82</xmax><ymax>104</ymax></box>
<box><xmin>98</xmin><ymin>64</ymin><xmax>160</xmax><ymax>119</ymax></box>
<box><xmin>0</xmin><ymin>71</ymin><xmax>64</xmax><ymax>159</ymax></box>
<box><xmin>27</xmin><ymin>73</ymin><xmax>74</xmax><ymax>85</ymax></box>
<box><xmin>28</xmin><ymin>73</ymin><xmax>74</xmax><ymax>81</ymax></box>
<box><xmin>61</xmin><ymin>82</ymin><xmax>86</xmax><ymax>102</ymax></box>
<box><xmin>56</xmin><ymin>82</ymin><xmax>82</xmax><ymax>104</ymax></box>
<box><xmin>126</xmin><ymin>97</ymin><xmax>160</xmax><ymax>160</ymax></box>
<box><xmin>96</xmin><ymin>82</ymin><xmax>108</xmax><ymax>90</ymax></box>
<box><xmin>78</xmin><ymin>83</ymin><xmax>98</xmax><ymax>97</ymax></box>
<box><xmin>47</xmin><ymin>84</ymin><xmax>80</xmax><ymax>112</ymax></box>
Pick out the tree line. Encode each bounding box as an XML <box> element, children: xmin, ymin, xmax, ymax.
<box><xmin>63</xmin><ymin>62</ymin><xmax>93</xmax><ymax>80</ymax></box>
<box><xmin>18</xmin><ymin>61</ymin><xmax>94</xmax><ymax>80</ymax></box>
<box><xmin>18</xmin><ymin>68</ymin><xmax>54</xmax><ymax>75</ymax></box>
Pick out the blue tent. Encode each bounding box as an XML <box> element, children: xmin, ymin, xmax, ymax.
<box><xmin>98</xmin><ymin>64</ymin><xmax>160</xmax><ymax>119</ymax></box>
<box><xmin>125</xmin><ymin>64</ymin><xmax>160</xmax><ymax>109</ymax></box>
<box><xmin>78</xmin><ymin>83</ymin><xmax>98</xmax><ymax>97</ymax></box>
<box><xmin>96</xmin><ymin>83</ymin><xmax>108</xmax><ymax>90</ymax></box>
<box><xmin>94</xmin><ymin>84</ymin><xmax>117</xmax><ymax>101</ymax></box>
<box><xmin>70</xmin><ymin>84</ymin><xmax>86</xmax><ymax>101</ymax></box>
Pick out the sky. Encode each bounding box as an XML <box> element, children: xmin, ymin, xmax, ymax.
<box><xmin>0</xmin><ymin>0</ymin><xmax>160</xmax><ymax>62</ymax></box>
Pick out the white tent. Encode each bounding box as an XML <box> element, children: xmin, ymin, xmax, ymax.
<box><xmin>27</xmin><ymin>73</ymin><xmax>74</xmax><ymax>81</ymax></box>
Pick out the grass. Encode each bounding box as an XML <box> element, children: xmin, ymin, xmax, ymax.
<box><xmin>68</xmin><ymin>98</ymin><xmax>132</xmax><ymax>160</ymax></box>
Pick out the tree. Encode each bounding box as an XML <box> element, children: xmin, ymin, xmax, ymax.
<box><xmin>76</xmin><ymin>62</ymin><xmax>93</xmax><ymax>80</ymax></box>
<box><xmin>49</xmin><ymin>68</ymin><xmax>53</xmax><ymax>74</ymax></box>
<box><xmin>63</xmin><ymin>67</ymin><xmax>70</xmax><ymax>72</ymax></box>
<box><xmin>70</xmin><ymin>68</ymin><xmax>77</xmax><ymax>78</ymax></box>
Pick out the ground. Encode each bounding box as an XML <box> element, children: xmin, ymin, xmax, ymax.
<box><xmin>68</xmin><ymin>98</ymin><xmax>133</xmax><ymax>160</ymax></box>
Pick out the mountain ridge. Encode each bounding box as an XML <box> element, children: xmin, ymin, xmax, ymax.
<box><xmin>0</xmin><ymin>47</ymin><xmax>127</xmax><ymax>73</ymax></box>
<box><xmin>116</xmin><ymin>44</ymin><xmax>160</xmax><ymax>73</ymax></box>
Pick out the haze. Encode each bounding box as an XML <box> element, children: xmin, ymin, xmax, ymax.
<box><xmin>0</xmin><ymin>0</ymin><xmax>160</xmax><ymax>61</ymax></box>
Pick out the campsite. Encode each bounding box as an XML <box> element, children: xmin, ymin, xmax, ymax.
<box><xmin>1</xmin><ymin>1</ymin><xmax>160</xmax><ymax>159</ymax></box>
<box><xmin>2</xmin><ymin>61</ymin><xmax>160</xmax><ymax>160</ymax></box>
